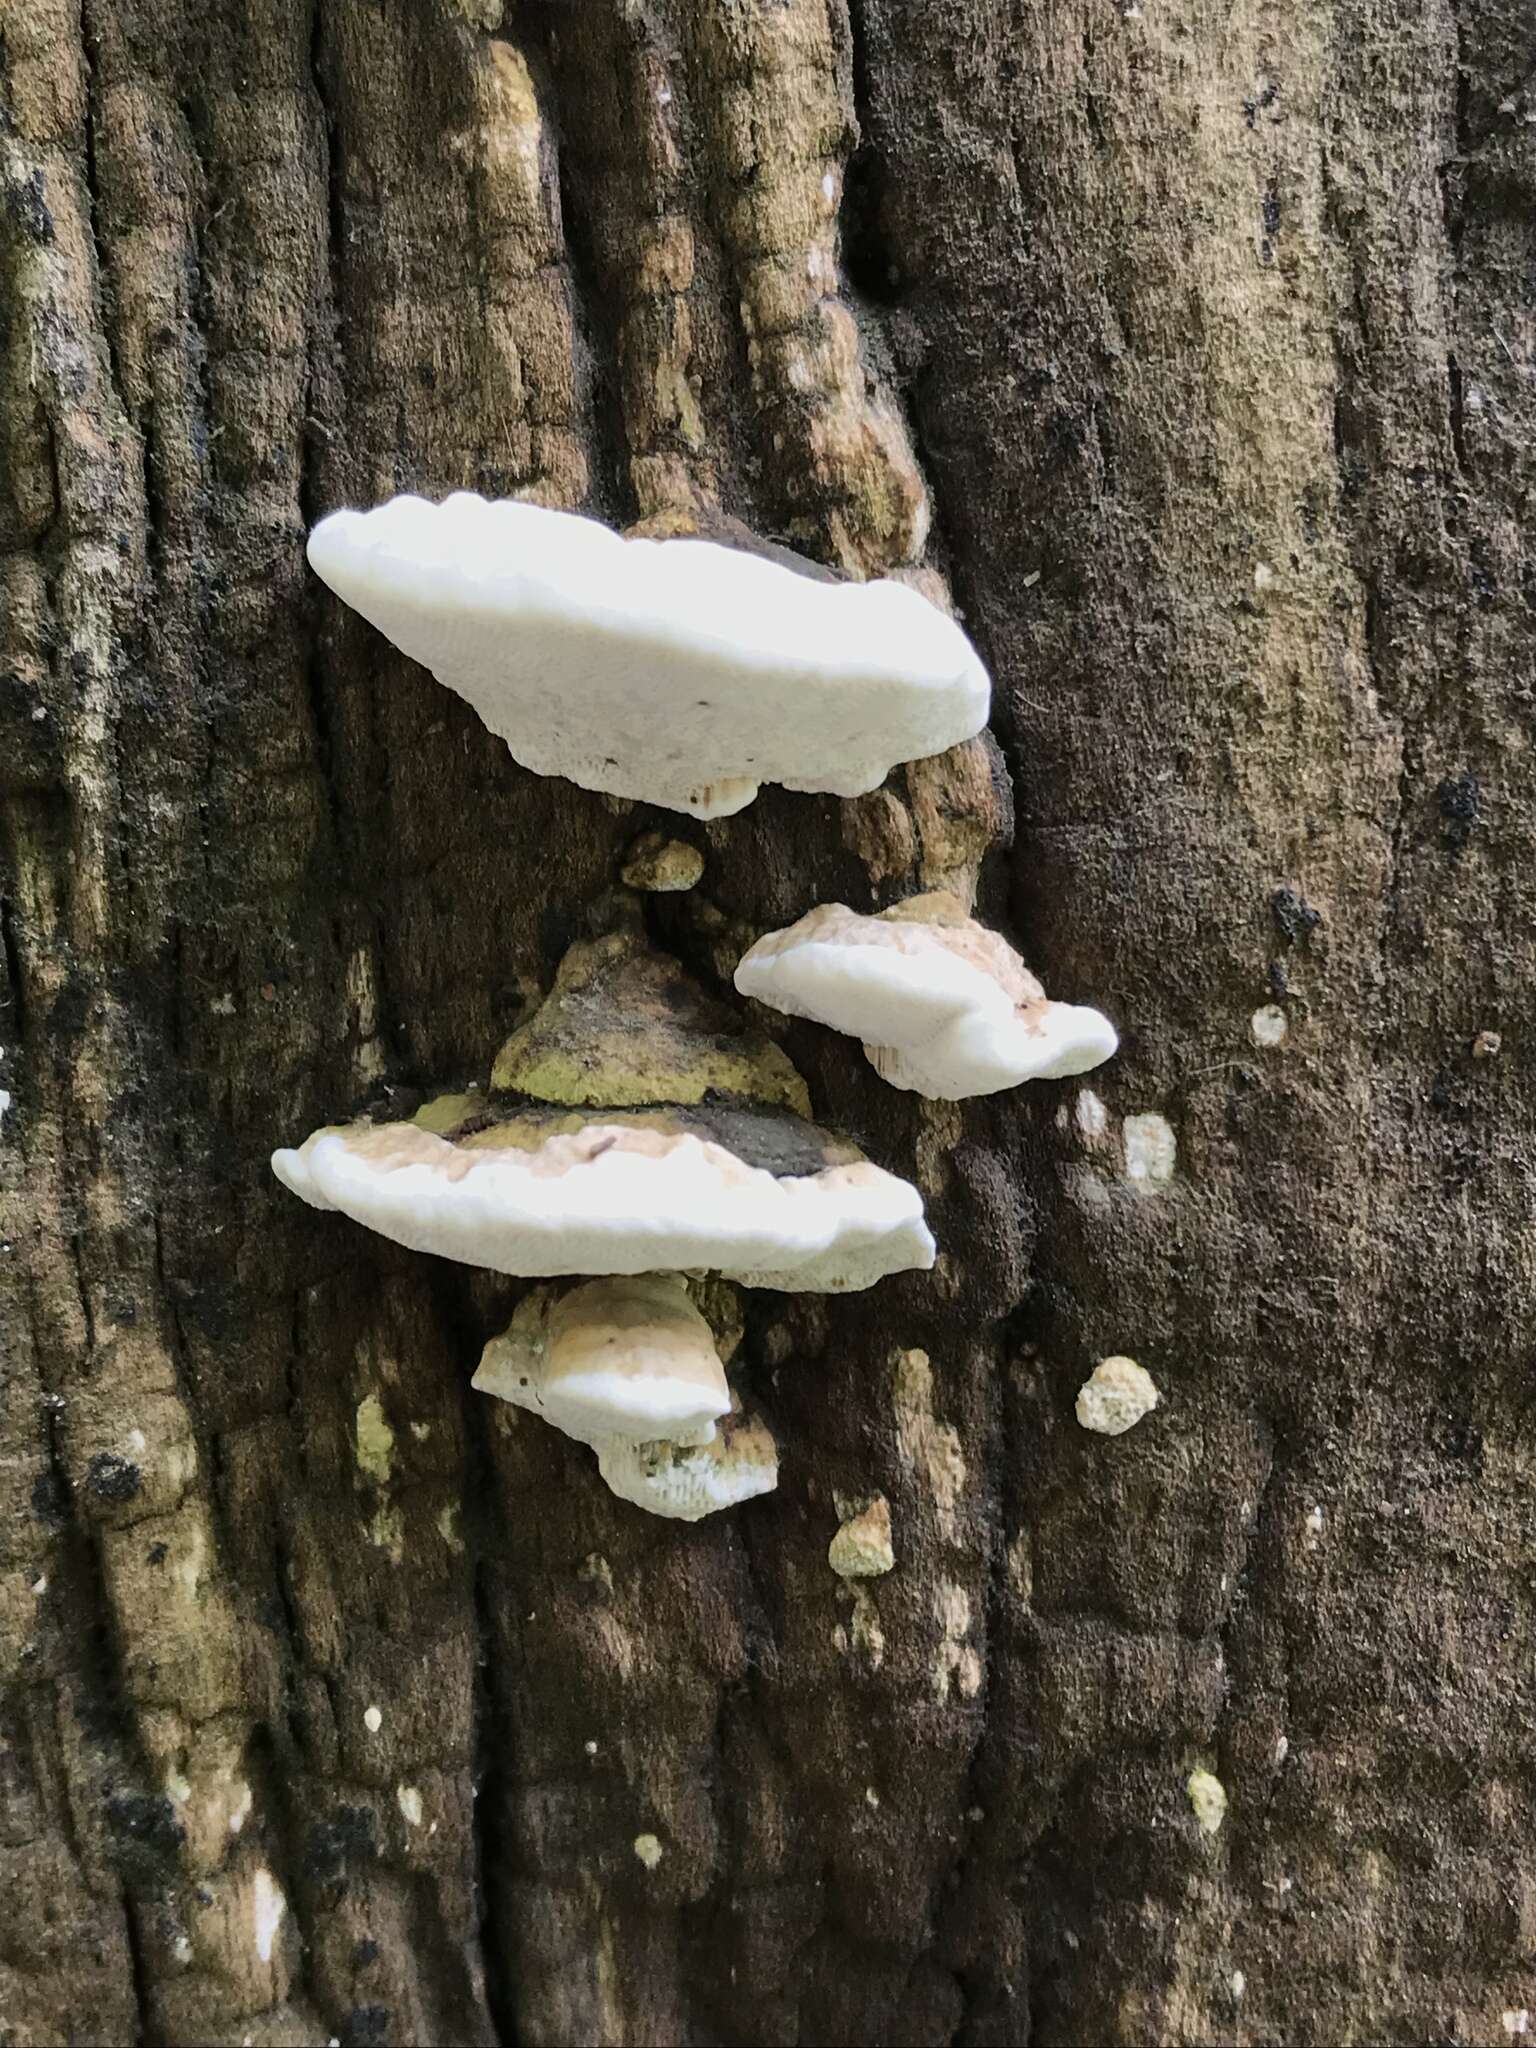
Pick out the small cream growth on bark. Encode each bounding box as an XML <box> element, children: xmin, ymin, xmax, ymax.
<box><xmin>1075</xmin><ymin>1356</ymin><xmax>1160</xmax><ymax>1436</ymax></box>
<box><xmin>632</xmin><ymin>1833</ymin><xmax>664</xmax><ymax>1869</ymax></box>
<box><xmin>933</xmin><ymin>1581</ymin><xmax>981</xmax><ymax>1701</ymax></box>
<box><xmin>1186</xmin><ymin>1769</ymin><xmax>1228</xmax><ymax>1835</ymax></box>
<box><xmin>1075</xmin><ymin>1088</ymin><xmax>1109</xmax><ymax>1141</ymax></box>
<box><xmin>1122</xmin><ymin>1112</ymin><xmax>1176</xmax><ymax>1191</ymax></box>
<box><xmin>620</xmin><ymin>833</ymin><xmax>705</xmax><ymax>892</ymax></box>
<box><xmin>828</xmin><ymin>1495</ymin><xmax>895</xmax><ymax>1578</ymax></box>
<box><xmin>355</xmin><ymin>1395</ymin><xmax>395</xmax><ymax>1484</ymax></box>
<box><xmin>892</xmin><ymin>1348</ymin><xmax>966</xmax><ymax>1541</ymax></box>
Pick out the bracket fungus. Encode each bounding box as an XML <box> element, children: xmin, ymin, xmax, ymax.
<box><xmin>306</xmin><ymin>493</ymin><xmax>989</xmax><ymax>817</ymax></box>
<box><xmin>595</xmin><ymin>1402</ymin><xmax>779</xmax><ymax>1522</ymax></box>
<box><xmin>475</xmin><ymin>1274</ymin><xmax>730</xmax><ymax>1448</ymax></box>
<box><xmin>272</xmin><ymin>930</ymin><xmax>934</xmax><ymax>1291</ymax></box>
<box><xmin>734</xmin><ymin>892</ymin><xmax>1118</xmax><ymax>1100</ymax></box>
<box><xmin>473</xmin><ymin>1277</ymin><xmax>776</xmax><ymax>1521</ymax></box>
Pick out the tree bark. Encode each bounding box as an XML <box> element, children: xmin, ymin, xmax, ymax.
<box><xmin>2</xmin><ymin>1</ymin><xmax>1532</xmax><ymax>2043</ymax></box>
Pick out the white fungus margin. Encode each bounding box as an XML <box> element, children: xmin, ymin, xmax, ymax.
<box><xmin>307</xmin><ymin>494</ymin><xmax>990</xmax><ymax>818</ymax></box>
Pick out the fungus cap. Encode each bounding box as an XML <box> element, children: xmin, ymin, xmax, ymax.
<box><xmin>474</xmin><ymin>1275</ymin><xmax>729</xmax><ymax>1448</ymax></box>
<box><xmin>595</xmin><ymin>1403</ymin><xmax>779</xmax><ymax>1522</ymax></box>
<box><xmin>272</xmin><ymin>1100</ymin><xmax>934</xmax><ymax>1293</ymax></box>
<box><xmin>306</xmin><ymin>494</ymin><xmax>990</xmax><ymax>817</ymax></box>
<box><xmin>734</xmin><ymin>894</ymin><xmax>1118</xmax><ymax>1100</ymax></box>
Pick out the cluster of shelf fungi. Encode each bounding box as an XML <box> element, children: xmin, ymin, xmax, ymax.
<box><xmin>275</xmin><ymin>495</ymin><xmax>1118</xmax><ymax>1519</ymax></box>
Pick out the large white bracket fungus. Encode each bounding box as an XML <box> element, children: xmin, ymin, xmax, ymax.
<box><xmin>474</xmin><ymin>1277</ymin><xmax>778</xmax><ymax>1521</ymax></box>
<box><xmin>306</xmin><ymin>493</ymin><xmax>990</xmax><ymax>817</ymax></box>
<box><xmin>735</xmin><ymin>892</ymin><xmax>1118</xmax><ymax>1100</ymax></box>
<box><xmin>273</xmin><ymin>931</ymin><xmax>934</xmax><ymax>1289</ymax></box>
<box><xmin>272</xmin><ymin>1101</ymin><xmax>932</xmax><ymax>1291</ymax></box>
<box><xmin>273</xmin><ymin>931</ymin><xmax>930</xmax><ymax>1515</ymax></box>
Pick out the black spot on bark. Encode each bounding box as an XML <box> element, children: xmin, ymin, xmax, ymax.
<box><xmin>353</xmin><ymin>1937</ymin><xmax>381</xmax><ymax>1966</ymax></box>
<box><xmin>3</xmin><ymin>166</ymin><xmax>53</xmax><ymax>243</ymax></box>
<box><xmin>146</xmin><ymin>1541</ymin><xmax>168</xmax><ymax>1565</ymax></box>
<box><xmin>1429</xmin><ymin>1408</ymin><xmax>1484</xmax><ymax>1476</ymax></box>
<box><xmin>340</xmin><ymin>2005</ymin><xmax>391</xmax><ymax>2046</ymax></box>
<box><xmin>105</xmin><ymin>1791</ymin><xmax>186</xmax><ymax>1881</ymax></box>
<box><xmin>1437</xmin><ymin>773</ymin><xmax>1480</xmax><ymax>853</ymax></box>
<box><xmin>305</xmin><ymin>1804</ymin><xmax>378</xmax><ymax>1883</ymax></box>
<box><xmin>841</xmin><ymin>143</ymin><xmax>903</xmax><ymax>305</ymax></box>
<box><xmin>86</xmin><ymin>1453</ymin><xmax>142</xmax><ymax>1504</ymax></box>
<box><xmin>30</xmin><ymin>1469</ymin><xmax>67</xmax><ymax>1524</ymax></box>
<box><xmin>1260</xmin><ymin>180</ymin><xmax>1281</xmax><ymax>261</ymax></box>
<box><xmin>1271</xmin><ymin>886</ymin><xmax>1322</xmax><ymax>944</ymax></box>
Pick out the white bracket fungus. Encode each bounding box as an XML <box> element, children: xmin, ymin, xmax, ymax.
<box><xmin>273</xmin><ymin>1100</ymin><xmax>932</xmax><ymax>1292</ymax></box>
<box><xmin>273</xmin><ymin>933</ymin><xmax>933</xmax><ymax>1290</ymax></box>
<box><xmin>475</xmin><ymin>1274</ymin><xmax>730</xmax><ymax>1448</ymax></box>
<box><xmin>475</xmin><ymin>1281</ymin><xmax>777</xmax><ymax>1522</ymax></box>
<box><xmin>735</xmin><ymin>892</ymin><xmax>1117</xmax><ymax>1099</ymax></box>
<box><xmin>1075</xmin><ymin>1355</ymin><xmax>1160</xmax><ymax>1436</ymax></box>
<box><xmin>595</xmin><ymin>1402</ymin><xmax>778</xmax><ymax>1522</ymax></box>
<box><xmin>307</xmin><ymin>493</ymin><xmax>989</xmax><ymax>817</ymax></box>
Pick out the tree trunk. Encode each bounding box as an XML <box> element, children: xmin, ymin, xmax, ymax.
<box><xmin>3</xmin><ymin>0</ymin><xmax>1532</xmax><ymax>2042</ymax></box>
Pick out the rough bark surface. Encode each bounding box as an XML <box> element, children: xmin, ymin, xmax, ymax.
<box><xmin>2</xmin><ymin>1</ymin><xmax>1532</xmax><ymax>2043</ymax></box>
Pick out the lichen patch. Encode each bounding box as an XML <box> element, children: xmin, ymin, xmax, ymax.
<box><xmin>355</xmin><ymin>1395</ymin><xmax>395</xmax><ymax>1486</ymax></box>
<box><xmin>893</xmin><ymin>1348</ymin><xmax>966</xmax><ymax>1542</ymax></box>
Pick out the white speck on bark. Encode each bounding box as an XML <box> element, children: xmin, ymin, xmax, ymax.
<box><xmin>1122</xmin><ymin>1112</ymin><xmax>1176</xmax><ymax>1191</ymax></box>
<box><xmin>252</xmin><ymin>1869</ymin><xmax>286</xmax><ymax>1963</ymax></box>
<box><xmin>1075</xmin><ymin>1088</ymin><xmax>1108</xmax><ymax>1141</ymax></box>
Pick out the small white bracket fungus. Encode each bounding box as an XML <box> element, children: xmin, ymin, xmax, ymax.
<box><xmin>734</xmin><ymin>893</ymin><xmax>1117</xmax><ymax>1100</ymax></box>
<box><xmin>475</xmin><ymin>1284</ymin><xmax>776</xmax><ymax>1521</ymax></box>
<box><xmin>1075</xmin><ymin>1356</ymin><xmax>1160</xmax><ymax>1436</ymax></box>
<box><xmin>475</xmin><ymin>1274</ymin><xmax>730</xmax><ymax>1448</ymax></box>
<box><xmin>306</xmin><ymin>494</ymin><xmax>990</xmax><ymax>817</ymax></box>
<box><xmin>595</xmin><ymin>1402</ymin><xmax>778</xmax><ymax>1522</ymax></box>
